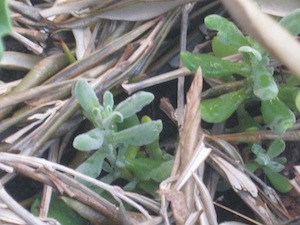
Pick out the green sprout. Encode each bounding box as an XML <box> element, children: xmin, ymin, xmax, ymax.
<box><xmin>246</xmin><ymin>140</ymin><xmax>292</xmax><ymax>193</ymax></box>
<box><xmin>72</xmin><ymin>79</ymin><xmax>173</xmax><ymax>196</ymax></box>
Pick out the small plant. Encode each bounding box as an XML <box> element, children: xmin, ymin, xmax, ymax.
<box><xmin>72</xmin><ymin>79</ymin><xmax>173</xmax><ymax>196</ymax></box>
<box><xmin>181</xmin><ymin>14</ymin><xmax>299</xmax><ymax>136</ymax></box>
<box><xmin>246</xmin><ymin>139</ymin><xmax>292</xmax><ymax>193</ymax></box>
<box><xmin>180</xmin><ymin>14</ymin><xmax>299</xmax><ymax>193</ymax></box>
<box><xmin>0</xmin><ymin>0</ymin><xmax>12</xmax><ymax>60</ymax></box>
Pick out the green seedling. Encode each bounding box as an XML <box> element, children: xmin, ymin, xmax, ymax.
<box><xmin>0</xmin><ymin>0</ymin><xmax>12</xmax><ymax>60</ymax></box>
<box><xmin>181</xmin><ymin>14</ymin><xmax>297</xmax><ymax>135</ymax></box>
<box><xmin>72</xmin><ymin>79</ymin><xmax>173</xmax><ymax>196</ymax></box>
<box><xmin>246</xmin><ymin>140</ymin><xmax>292</xmax><ymax>193</ymax></box>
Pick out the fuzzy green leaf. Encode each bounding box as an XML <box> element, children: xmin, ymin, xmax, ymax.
<box><xmin>115</xmin><ymin>91</ymin><xmax>154</xmax><ymax>119</ymax></box>
<box><xmin>74</xmin><ymin>79</ymin><xmax>101</xmax><ymax>125</ymax></box>
<box><xmin>103</xmin><ymin>91</ymin><xmax>114</xmax><ymax>109</ymax></box>
<box><xmin>113</xmin><ymin>120</ymin><xmax>162</xmax><ymax>146</ymax></box>
<box><xmin>205</xmin><ymin>15</ymin><xmax>250</xmax><ymax>57</ymax></box>
<box><xmin>149</xmin><ymin>160</ymin><xmax>174</xmax><ymax>182</ymax></box>
<box><xmin>262</xmin><ymin>98</ymin><xmax>296</xmax><ymax>136</ymax></box>
<box><xmin>279</xmin><ymin>8</ymin><xmax>300</xmax><ymax>36</ymax></box>
<box><xmin>181</xmin><ymin>51</ymin><xmax>250</xmax><ymax>77</ymax></box>
<box><xmin>251</xmin><ymin>60</ymin><xmax>278</xmax><ymax>101</ymax></box>
<box><xmin>124</xmin><ymin>158</ymin><xmax>162</xmax><ymax>181</ymax></box>
<box><xmin>73</xmin><ymin>128</ymin><xmax>104</xmax><ymax>151</ymax></box>
<box><xmin>76</xmin><ymin>150</ymin><xmax>107</xmax><ymax>179</ymax></box>
<box><xmin>263</xmin><ymin>166</ymin><xmax>292</xmax><ymax>193</ymax></box>
<box><xmin>201</xmin><ymin>88</ymin><xmax>247</xmax><ymax>123</ymax></box>
<box><xmin>267</xmin><ymin>139</ymin><xmax>285</xmax><ymax>158</ymax></box>
<box><xmin>278</xmin><ymin>86</ymin><xmax>300</xmax><ymax>112</ymax></box>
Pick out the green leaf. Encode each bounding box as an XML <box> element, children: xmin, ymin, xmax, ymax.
<box><xmin>246</xmin><ymin>162</ymin><xmax>261</xmax><ymax>173</ymax></box>
<box><xmin>0</xmin><ymin>0</ymin><xmax>12</xmax><ymax>60</ymax></box>
<box><xmin>263</xmin><ymin>166</ymin><xmax>292</xmax><ymax>193</ymax></box>
<box><xmin>74</xmin><ymin>79</ymin><xmax>101</xmax><ymax>126</ymax></box>
<box><xmin>181</xmin><ymin>51</ymin><xmax>250</xmax><ymax>77</ymax></box>
<box><xmin>239</xmin><ymin>46</ymin><xmax>262</xmax><ymax>61</ymax></box>
<box><xmin>149</xmin><ymin>160</ymin><xmax>174</xmax><ymax>182</ymax></box>
<box><xmin>142</xmin><ymin>115</ymin><xmax>163</xmax><ymax>160</ymax></box>
<box><xmin>102</xmin><ymin>111</ymin><xmax>123</xmax><ymax>128</ymax></box>
<box><xmin>103</xmin><ymin>91</ymin><xmax>114</xmax><ymax>109</ymax></box>
<box><xmin>237</xmin><ymin>106</ymin><xmax>261</xmax><ymax>131</ymax></box>
<box><xmin>73</xmin><ymin>128</ymin><xmax>105</xmax><ymax>151</ymax></box>
<box><xmin>201</xmin><ymin>88</ymin><xmax>247</xmax><ymax>123</ymax></box>
<box><xmin>76</xmin><ymin>149</ymin><xmax>107</xmax><ymax>179</ymax></box>
<box><xmin>267</xmin><ymin>139</ymin><xmax>285</xmax><ymax>158</ymax></box>
<box><xmin>204</xmin><ymin>15</ymin><xmax>250</xmax><ymax>57</ymax></box>
<box><xmin>261</xmin><ymin>98</ymin><xmax>296</xmax><ymax>135</ymax></box>
<box><xmin>251</xmin><ymin>60</ymin><xmax>278</xmax><ymax>101</ymax></box>
<box><xmin>117</xmin><ymin>115</ymin><xmax>141</xmax><ymax>159</ymax></box>
<box><xmin>113</xmin><ymin>120</ymin><xmax>163</xmax><ymax>146</ymax></box>
<box><xmin>137</xmin><ymin>180</ymin><xmax>159</xmax><ymax>198</ymax></box>
<box><xmin>31</xmin><ymin>193</ymin><xmax>86</xmax><ymax>225</ymax></box>
<box><xmin>252</xmin><ymin>144</ymin><xmax>270</xmax><ymax>166</ymax></box>
<box><xmin>278</xmin><ymin>86</ymin><xmax>300</xmax><ymax>112</ymax></box>
<box><xmin>114</xmin><ymin>91</ymin><xmax>154</xmax><ymax>119</ymax></box>
<box><xmin>124</xmin><ymin>158</ymin><xmax>162</xmax><ymax>181</ymax></box>
<box><xmin>279</xmin><ymin>8</ymin><xmax>300</xmax><ymax>36</ymax></box>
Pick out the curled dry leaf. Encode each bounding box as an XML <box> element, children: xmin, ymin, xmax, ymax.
<box><xmin>210</xmin><ymin>154</ymin><xmax>258</xmax><ymax>197</ymax></box>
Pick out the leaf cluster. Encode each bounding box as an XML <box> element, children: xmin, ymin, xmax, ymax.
<box><xmin>72</xmin><ymin>79</ymin><xmax>173</xmax><ymax>197</ymax></box>
<box><xmin>247</xmin><ymin>140</ymin><xmax>292</xmax><ymax>193</ymax></box>
<box><xmin>181</xmin><ymin>14</ymin><xmax>300</xmax><ymax>136</ymax></box>
<box><xmin>181</xmin><ymin>14</ymin><xmax>300</xmax><ymax>192</ymax></box>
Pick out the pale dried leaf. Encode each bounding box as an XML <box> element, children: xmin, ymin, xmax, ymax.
<box><xmin>158</xmin><ymin>189</ymin><xmax>189</xmax><ymax>224</ymax></box>
<box><xmin>73</xmin><ymin>27</ymin><xmax>92</xmax><ymax>60</ymax></box>
<box><xmin>252</xmin><ymin>0</ymin><xmax>300</xmax><ymax>16</ymax></box>
<box><xmin>210</xmin><ymin>154</ymin><xmax>258</xmax><ymax>197</ymax></box>
<box><xmin>0</xmin><ymin>80</ymin><xmax>21</xmax><ymax>96</ymax></box>
<box><xmin>0</xmin><ymin>208</ymin><xmax>26</xmax><ymax>224</ymax></box>
<box><xmin>97</xmin><ymin>0</ymin><xmax>200</xmax><ymax>21</ymax></box>
<box><xmin>0</xmin><ymin>52</ymin><xmax>40</xmax><ymax>70</ymax></box>
<box><xmin>175</xmin><ymin>143</ymin><xmax>211</xmax><ymax>190</ymax></box>
<box><xmin>193</xmin><ymin>173</ymin><xmax>218</xmax><ymax>225</ymax></box>
<box><xmin>219</xmin><ymin>222</ymin><xmax>251</xmax><ymax>225</ymax></box>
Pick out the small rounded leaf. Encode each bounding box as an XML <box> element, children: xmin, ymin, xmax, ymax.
<box><xmin>115</xmin><ymin>91</ymin><xmax>154</xmax><ymax>119</ymax></box>
<box><xmin>113</xmin><ymin>120</ymin><xmax>162</xmax><ymax>146</ymax></box>
<box><xmin>73</xmin><ymin>79</ymin><xmax>101</xmax><ymax>123</ymax></box>
<box><xmin>73</xmin><ymin>128</ymin><xmax>104</xmax><ymax>151</ymax></box>
<box><xmin>267</xmin><ymin>139</ymin><xmax>285</xmax><ymax>158</ymax></box>
<box><xmin>263</xmin><ymin>167</ymin><xmax>292</xmax><ymax>193</ymax></box>
<box><xmin>201</xmin><ymin>88</ymin><xmax>247</xmax><ymax>123</ymax></box>
<box><xmin>103</xmin><ymin>91</ymin><xmax>114</xmax><ymax>109</ymax></box>
<box><xmin>181</xmin><ymin>52</ymin><xmax>250</xmax><ymax>77</ymax></box>
<box><xmin>262</xmin><ymin>98</ymin><xmax>296</xmax><ymax>136</ymax></box>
